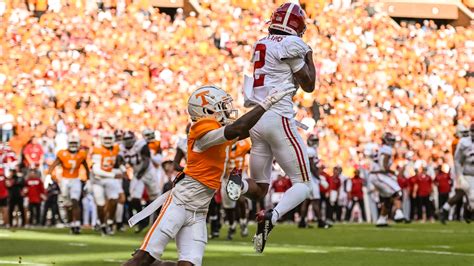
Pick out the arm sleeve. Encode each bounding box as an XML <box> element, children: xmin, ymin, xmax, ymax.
<box><xmin>91</xmin><ymin>154</ymin><xmax>115</xmax><ymax>178</ymax></box>
<box><xmin>193</xmin><ymin>127</ymin><xmax>227</xmax><ymax>153</ymax></box>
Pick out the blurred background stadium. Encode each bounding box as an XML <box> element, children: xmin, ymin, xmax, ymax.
<box><xmin>0</xmin><ymin>0</ymin><xmax>473</xmax><ymax>265</ymax></box>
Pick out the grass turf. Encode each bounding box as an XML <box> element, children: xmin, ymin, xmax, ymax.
<box><xmin>0</xmin><ymin>223</ymin><xmax>473</xmax><ymax>265</ymax></box>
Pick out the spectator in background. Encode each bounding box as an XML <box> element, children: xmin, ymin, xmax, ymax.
<box><xmin>7</xmin><ymin>166</ymin><xmax>26</xmax><ymax>227</ymax></box>
<box><xmin>408</xmin><ymin>170</ymin><xmax>418</xmax><ymax>221</ymax></box>
<box><xmin>328</xmin><ymin>166</ymin><xmax>343</xmax><ymax>223</ymax></box>
<box><xmin>345</xmin><ymin>169</ymin><xmax>366</xmax><ymax>222</ymax></box>
<box><xmin>0</xmin><ymin>167</ymin><xmax>8</xmax><ymax>226</ymax></box>
<box><xmin>24</xmin><ymin>169</ymin><xmax>45</xmax><ymax>226</ymax></box>
<box><xmin>413</xmin><ymin>167</ymin><xmax>434</xmax><ymax>222</ymax></box>
<box><xmin>22</xmin><ymin>137</ymin><xmax>44</xmax><ymax>171</ymax></box>
<box><xmin>42</xmin><ymin>178</ymin><xmax>62</xmax><ymax>226</ymax></box>
<box><xmin>434</xmin><ymin>164</ymin><xmax>452</xmax><ymax>213</ymax></box>
<box><xmin>271</xmin><ymin>172</ymin><xmax>293</xmax><ymax>222</ymax></box>
<box><xmin>319</xmin><ymin>165</ymin><xmax>331</xmax><ymax>221</ymax></box>
<box><xmin>0</xmin><ymin>107</ymin><xmax>14</xmax><ymax>142</ymax></box>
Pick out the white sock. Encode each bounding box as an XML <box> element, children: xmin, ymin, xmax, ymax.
<box><xmin>442</xmin><ymin>202</ymin><xmax>451</xmax><ymax>211</ymax></box>
<box><xmin>115</xmin><ymin>203</ymin><xmax>124</xmax><ymax>223</ymax></box>
<box><xmin>273</xmin><ymin>183</ymin><xmax>310</xmax><ymax>225</ymax></box>
<box><xmin>241</xmin><ymin>179</ymin><xmax>249</xmax><ymax>194</ymax></box>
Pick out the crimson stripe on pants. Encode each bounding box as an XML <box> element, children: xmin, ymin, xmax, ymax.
<box><xmin>281</xmin><ymin>117</ymin><xmax>308</xmax><ymax>181</ymax></box>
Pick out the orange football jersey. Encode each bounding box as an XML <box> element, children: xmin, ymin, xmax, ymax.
<box><xmin>148</xmin><ymin>140</ymin><xmax>161</xmax><ymax>154</ymax></box>
<box><xmin>92</xmin><ymin>144</ymin><xmax>120</xmax><ymax>172</ymax></box>
<box><xmin>228</xmin><ymin>139</ymin><xmax>251</xmax><ymax>171</ymax></box>
<box><xmin>184</xmin><ymin>118</ymin><xmax>233</xmax><ymax>190</ymax></box>
<box><xmin>57</xmin><ymin>149</ymin><xmax>88</xmax><ymax>178</ymax></box>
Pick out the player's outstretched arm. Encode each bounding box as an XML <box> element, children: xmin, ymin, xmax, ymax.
<box><xmin>135</xmin><ymin>145</ymin><xmax>151</xmax><ymax>179</ymax></box>
<box><xmin>294</xmin><ymin>51</ymin><xmax>316</xmax><ymax>93</ymax></box>
<box><xmin>46</xmin><ymin>158</ymin><xmax>61</xmax><ymax>176</ymax></box>
<box><xmin>224</xmin><ymin>89</ymin><xmax>296</xmax><ymax>140</ymax></box>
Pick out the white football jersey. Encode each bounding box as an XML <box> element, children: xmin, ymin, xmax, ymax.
<box><xmin>120</xmin><ymin>139</ymin><xmax>149</xmax><ymax>173</ymax></box>
<box><xmin>374</xmin><ymin>145</ymin><xmax>393</xmax><ymax>172</ymax></box>
<box><xmin>250</xmin><ymin>35</ymin><xmax>311</xmax><ymax>118</ymax></box>
<box><xmin>455</xmin><ymin>137</ymin><xmax>474</xmax><ymax>176</ymax></box>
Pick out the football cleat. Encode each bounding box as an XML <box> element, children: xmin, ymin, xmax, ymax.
<box><xmin>227</xmin><ymin>225</ymin><xmax>236</xmax><ymax>240</ymax></box>
<box><xmin>394</xmin><ymin>209</ymin><xmax>405</xmax><ymax>223</ymax></box>
<box><xmin>440</xmin><ymin>209</ymin><xmax>449</xmax><ymax>225</ymax></box>
<box><xmin>318</xmin><ymin>220</ymin><xmax>332</xmax><ymax>229</ymax></box>
<box><xmin>375</xmin><ymin>216</ymin><xmax>389</xmax><ymax>227</ymax></box>
<box><xmin>253</xmin><ymin>209</ymin><xmax>275</xmax><ymax>253</ymax></box>
<box><xmin>240</xmin><ymin>223</ymin><xmax>249</xmax><ymax>237</ymax></box>
<box><xmin>226</xmin><ymin>169</ymin><xmax>242</xmax><ymax>201</ymax></box>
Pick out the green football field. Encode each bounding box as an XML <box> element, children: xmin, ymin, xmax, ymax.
<box><xmin>1</xmin><ymin>223</ymin><xmax>473</xmax><ymax>266</ymax></box>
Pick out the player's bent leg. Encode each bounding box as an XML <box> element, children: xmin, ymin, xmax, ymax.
<box><xmin>134</xmin><ymin>195</ymin><xmax>186</xmax><ymax>264</ymax></box>
<box><xmin>176</xmin><ymin>213</ymin><xmax>207</xmax><ymax>266</ymax></box>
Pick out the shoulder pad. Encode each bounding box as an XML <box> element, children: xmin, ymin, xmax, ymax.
<box><xmin>189</xmin><ymin>118</ymin><xmax>221</xmax><ymax>140</ymax></box>
<box><xmin>279</xmin><ymin>36</ymin><xmax>310</xmax><ymax>60</ymax></box>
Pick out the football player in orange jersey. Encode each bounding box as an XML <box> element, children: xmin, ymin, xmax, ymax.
<box><xmin>46</xmin><ymin>134</ymin><xmax>89</xmax><ymax>234</ymax></box>
<box><xmin>221</xmin><ymin>139</ymin><xmax>251</xmax><ymax>240</ymax></box>
<box><xmin>91</xmin><ymin>131</ymin><xmax>124</xmax><ymax>235</ymax></box>
<box><xmin>123</xmin><ymin>85</ymin><xmax>293</xmax><ymax>266</ymax></box>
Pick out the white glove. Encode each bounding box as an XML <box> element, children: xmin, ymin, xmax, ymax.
<box><xmin>260</xmin><ymin>88</ymin><xmax>297</xmax><ymax>110</ymax></box>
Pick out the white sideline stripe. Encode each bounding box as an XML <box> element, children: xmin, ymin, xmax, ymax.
<box><xmin>0</xmin><ymin>260</ymin><xmax>49</xmax><ymax>265</ymax></box>
<box><xmin>68</xmin><ymin>242</ymin><xmax>88</xmax><ymax>247</ymax></box>
<box><xmin>339</xmin><ymin>227</ymin><xmax>473</xmax><ymax>234</ymax></box>
<box><xmin>431</xmin><ymin>245</ymin><xmax>451</xmax><ymax>249</ymax></box>
<box><xmin>230</xmin><ymin>242</ymin><xmax>474</xmax><ymax>257</ymax></box>
<box><xmin>240</xmin><ymin>253</ymin><xmax>263</xmax><ymax>257</ymax></box>
<box><xmin>333</xmin><ymin>246</ymin><xmax>474</xmax><ymax>257</ymax></box>
<box><xmin>104</xmin><ymin>258</ymin><xmax>124</xmax><ymax>262</ymax></box>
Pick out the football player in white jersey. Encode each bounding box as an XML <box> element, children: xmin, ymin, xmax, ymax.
<box><xmin>120</xmin><ymin>131</ymin><xmax>160</xmax><ymax>232</ymax></box>
<box><xmin>369</xmin><ymin>132</ymin><xmax>404</xmax><ymax>226</ymax></box>
<box><xmin>299</xmin><ymin>134</ymin><xmax>331</xmax><ymax>229</ymax></box>
<box><xmin>441</xmin><ymin>123</ymin><xmax>474</xmax><ymax>224</ymax></box>
<box><xmin>225</xmin><ymin>3</ymin><xmax>316</xmax><ymax>253</ymax></box>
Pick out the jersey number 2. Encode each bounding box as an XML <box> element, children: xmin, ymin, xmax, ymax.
<box><xmin>253</xmin><ymin>44</ymin><xmax>266</xmax><ymax>88</ymax></box>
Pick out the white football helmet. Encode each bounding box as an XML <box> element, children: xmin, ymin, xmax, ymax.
<box><xmin>67</xmin><ymin>134</ymin><xmax>80</xmax><ymax>153</ymax></box>
<box><xmin>187</xmin><ymin>85</ymin><xmax>237</xmax><ymax>125</ymax></box>
<box><xmin>142</xmin><ymin>129</ymin><xmax>155</xmax><ymax>142</ymax></box>
<box><xmin>100</xmin><ymin>131</ymin><xmax>115</xmax><ymax>148</ymax></box>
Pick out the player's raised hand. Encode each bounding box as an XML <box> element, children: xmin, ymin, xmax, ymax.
<box><xmin>260</xmin><ymin>88</ymin><xmax>297</xmax><ymax>110</ymax></box>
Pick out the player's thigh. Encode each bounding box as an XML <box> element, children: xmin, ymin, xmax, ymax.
<box><xmin>372</xmin><ymin>174</ymin><xmax>397</xmax><ymax>198</ymax></box>
<box><xmin>176</xmin><ymin>215</ymin><xmax>207</xmax><ymax>266</ymax></box>
<box><xmin>310</xmin><ymin>179</ymin><xmax>321</xmax><ymax>200</ymax></box>
<box><xmin>92</xmin><ymin>181</ymin><xmax>106</xmax><ymax>206</ymax></box>
<box><xmin>249</xmin><ymin>129</ymin><xmax>273</xmax><ymax>184</ymax></box>
<box><xmin>103</xmin><ymin>178</ymin><xmax>120</xmax><ymax>200</ymax></box>
<box><xmin>141</xmin><ymin>196</ymin><xmax>186</xmax><ymax>259</ymax></box>
<box><xmin>62</xmin><ymin>178</ymin><xmax>81</xmax><ymax>201</ymax></box>
<box><xmin>271</xmin><ymin>116</ymin><xmax>311</xmax><ymax>184</ymax></box>
<box><xmin>130</xmin><ymin>178</ymin><xmax>145</xmax><ymax>199</ymax></box>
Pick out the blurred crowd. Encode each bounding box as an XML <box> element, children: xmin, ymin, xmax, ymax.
<box><xmin>0</xmin><ymin>0</ymin><xmax>473</xmax><ymax>229</ymax></box>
